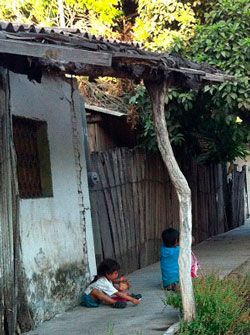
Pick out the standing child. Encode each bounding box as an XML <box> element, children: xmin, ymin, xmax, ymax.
<box><xmin>82</xmin><ymin>258</ymin><xmax>141</xmax><ymax>308</ymax></box>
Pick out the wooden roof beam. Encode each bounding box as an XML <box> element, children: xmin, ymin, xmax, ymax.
<box><xmin>85</xmin><ymin>104</ymin><xmax>126</xmax><ymax>117</ymax></box>
<box><xmin>0</xmin><ymin>38</ymin><xmax>112</xmax><ymax>67</ymax></box>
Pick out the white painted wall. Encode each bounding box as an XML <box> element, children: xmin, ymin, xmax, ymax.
<box><xmin>9</xmin><ymin>72</ymin><xmax>96</xmax><ymax>322</ymax></box>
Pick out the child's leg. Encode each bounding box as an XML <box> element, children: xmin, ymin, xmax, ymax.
<box><xmin>164</xmin><ymin>283</ymin><xmax>180</xmax><ymax>291</ymax></box>
<box><xmin>91</xmin><ymin>288</ymin><xmax>117</xmax><ymax>305</ymax></box>
<box><xmin>81</xmin><ymin>293</ymin><xmax>100</xmax><ymax>307</ymax></box>
<box><xmin>112</xmin><ymin>295</ymin><xmax>129</xmax><ymax>302</ymax></box>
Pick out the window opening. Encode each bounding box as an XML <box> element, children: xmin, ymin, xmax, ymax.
<box><xmin>13</xmin><ymin>116</ymin><xmax>53</xmax><ymax>198</ymax></box>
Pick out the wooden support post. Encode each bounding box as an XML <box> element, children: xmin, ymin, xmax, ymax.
<box><xmin>145</xmin><ymin>79</ymin><xmax>196</xmax><ymax>321</ymax></box>
<box><xmin>0</xmin><ymin>67</ymin><xmax>17</xmax><ymax>334</ymax></box>
<box><xmin>0</xmin><ymin>68</ymin><xmax>33</xmax><ymax>334</ymax></box>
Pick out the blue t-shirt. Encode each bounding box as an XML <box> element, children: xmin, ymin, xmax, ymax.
<box><xmin>160</xmin><ymin>245</ymin><xmax>180</xmax><ymax>287</ymax></box>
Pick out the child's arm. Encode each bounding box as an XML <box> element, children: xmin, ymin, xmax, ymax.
<box><xmin>115</xmin><ymin>291</ymin><xmax>141</xmax><ymax>305</ymax></box>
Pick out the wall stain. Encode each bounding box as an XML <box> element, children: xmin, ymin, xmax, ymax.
<box><xmin>28</xmin><ymin>262</ymin><xmax>87</xmax><ymax>323</ymax></box>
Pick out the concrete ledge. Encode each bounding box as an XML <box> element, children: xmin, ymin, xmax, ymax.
<box><xmin>163</xmin><ymin>322</ymin><xmax>180</xmax><ymax>335</ymax></box>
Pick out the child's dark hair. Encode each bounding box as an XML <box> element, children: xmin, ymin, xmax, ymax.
<box><xmin>162</xmin><ymin>228</ymin><xmax>179</xmax><ymax>247</ymax></box>
<box><xmin>91</xmin><ymin>258</ymin><xmax>120</xmax><ymax>283</ymax></box>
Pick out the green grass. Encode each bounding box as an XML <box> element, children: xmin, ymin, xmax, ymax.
<box><xmin>105</xmin><ymin>322</ymin><xmax>114</xmax><ymax>335</ymax></box>
<box><xmin>105</xmin><ymin>322</ymin><xmax>144</xmax><ymax>335</ymax></box>
<box><xmin>164</xmin><ymin>275</ymin><xmax>250</xmax><ymax>335</ymax></box>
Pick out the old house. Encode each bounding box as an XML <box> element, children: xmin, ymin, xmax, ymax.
<box><xmin>0</xmin><ymin>21</ymin><xmax>233</xmax><ymax>333</ymax></box>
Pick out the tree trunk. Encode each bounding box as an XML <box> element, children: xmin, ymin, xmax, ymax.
<box><xmin>57</xmin><ymin>0</ymin><xmax>66</xmax><ymax>28</ymax></box>
<box><xmin>145</xmin><ymin>79</ymin><xmax>196</xmax><ymax>321</ymax></box>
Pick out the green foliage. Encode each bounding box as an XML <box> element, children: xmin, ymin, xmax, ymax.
<box><xmin>129</xmin><ymin>85</ymin><xmax>184</xmax><ymax>152</ymax></box>
<box><xmin>63</xmin><ymin>0</ymin><xmax>122</xmax><ymax>36</ymax></box>
<box><xmin>134</xmin><ymin>0</ymin><xmax>197</xmax><ymax>51</ymax></box>
<box><xmin>191</xmin><ymin>113</ymin><xmax>249</xmax><ymax>164</ymax></box>
<box><xmin>164</xmin><ymin>275</ymin><xmax>250</xmax><ymax>335</ymax></box>
<box><xmin>189</xmin><ymin>0</ymin><xmax>250</xmax><ymax>119</ymax></box>
<box><xmin>166</xmin><ymin>88</ymin><xmax>249</xmax><ymax>163</ymax></box>
<box><xmin>105</xmin><ymin>322</ymin><xmax>114</xmax><ymax>335</ymax></box>
<box><xmin>130</xmin><ymin>0</ymin><xmax>250</xmax><ymax>163</ymax></box>
<box><xmin>0</xmin><ymin>0</ymin><xmax>59</xmax><ymax>25</ymax></box>
<box><xmin>182</xmin><ymin>0</ymin><xmax>250</xmax><ymax>162</ymax></box>
<box><xmin>0</xmin><ymin>0</ymin><xmax>122</xmax><ymax>36</ymax></box>
<box><xmin>1</xmin><ymin>0</ymin><xmax>249</xmax><ymax>163</ymax></box>
<box><xmin>129</xmin><ymin>85</ymin><xmax>249</xmax><ymax>163</ymax></box>
<box><xmin>0</xmin><ymin>0</ymin><xmax>58</xmax><ymax>25</ymax></box>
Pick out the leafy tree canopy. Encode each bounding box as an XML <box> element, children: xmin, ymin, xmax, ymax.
<box><xmin>0</xmin><ymin>0</ymin><xmax>249</xmax><ymax>163</ymax></box>
<box><xmin>129</xmin><ymin>0</ymin><xmax>250</xmax><ymax>163</ymax></box>
<box><xmin>190</xmin><ymin>0</ymin><xmax>250</xmax><ymax>115</ymax></box>
<box><xmin>0</xmin><ymin>0</ymin><xmax>122</xmax><ymax>36</ymax></box>
<box><xmin>133</xmin><ymin>0</ymin><xmax>197</xmax><ymax>51</ymax></box>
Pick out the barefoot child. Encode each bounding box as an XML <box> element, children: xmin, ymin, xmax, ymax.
<box><xmin>82</xmin><ymin>259</ymin><xmax>141</xmax><ymax>308</ymax></box>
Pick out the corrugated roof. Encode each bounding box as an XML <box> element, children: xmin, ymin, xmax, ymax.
<box><xmin>0</xmin><ymin>21</ymin><xmax>142</xmax><ymax>53</ymax></box>
<box><xmin>0</xmin><ymin>21</ymin><xmax>234</xmax><ymax>85</ymax></box>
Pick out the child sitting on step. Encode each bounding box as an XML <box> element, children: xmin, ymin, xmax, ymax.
<box><xmin>82</xmin><ymin>258</ymin><xmax>141</xmax><ymax>308</ymax></box>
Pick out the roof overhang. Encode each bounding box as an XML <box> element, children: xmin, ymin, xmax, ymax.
<box><xmin>0</xmin><ymin>21</ymin><xmax>234</xmax><ymax>87</ymax></box>
<box><xmin>85</xmin><ymin>104</ymin><xmax>126</xmax><ymax>117</ymax></box>
<box><xmin>0</xmin><ymin>37</ymin><xmax>112</xmax><ymax>67</ymax></box>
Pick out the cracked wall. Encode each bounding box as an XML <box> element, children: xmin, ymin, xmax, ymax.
<box><xmin>9</xmin><ymin>72</ymin><xmax>96</xmax><ymax>323</ymax></box>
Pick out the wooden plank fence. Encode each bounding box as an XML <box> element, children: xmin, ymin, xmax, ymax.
<box><xmin>226</xmin><ymin>166</ymin><xmax>246</xmax><ymax>230</ymax></box>
<box><xmin>89</xmin><ymin>147</ymin><xmax>246</xmax><ymax>273</ymax></box>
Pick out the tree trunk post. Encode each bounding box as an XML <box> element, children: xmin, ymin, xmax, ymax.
<box><xmin>57</xmin><ymin>0</ymin><xmax>66</xmax><ymax>28</ymax></box>
<box><xmin>145</xmin><ymin>79</ymin><xmax>196</xmax><ymax>321</ymax></box>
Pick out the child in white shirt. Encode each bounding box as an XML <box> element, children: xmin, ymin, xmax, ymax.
<box><xmin>82</xmin><ymin>259</ymin><xmax>141</xmax><ymax>308</ymax></box>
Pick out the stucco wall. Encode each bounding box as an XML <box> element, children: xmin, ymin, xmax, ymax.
<box><xmin>9</xmin><ymin>72</ymin><xmax>96</xmax><ymax>323</ymax></box>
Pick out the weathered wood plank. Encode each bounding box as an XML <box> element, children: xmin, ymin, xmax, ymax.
<box><xmin>136</xmin><ymin>150</ymin><xmax>144</xmax><ymax>246</ymax></box>
<box><xmin>131</xmin><ymin>150</ymin><xmax>139</xmax><ymax>264</ymax></box>
<box><xmin>0</xmin><ymin>68</ymin><xmax>33</xmax><ymax>334</ymax></box>
<box><xmin>103</xmin><ymin>151</ymin><xmax>124</xmax><ymax>264</ymax></box>
<box><xmin>96</xmin><ymin>153</ymin><xmax>120</xmax><ymax>259</ymax></box>
<box><xmin>116</xmin><ymin>148</ymin><xmax>130</xmax><ymax>268</ymax></box>
<box><xmin>112</xmin><ymin>149</ymin><xmax>127</xmax><ymax>261</ymax></box>
<box><xmin>0</xmin><ymin>39</ymin><xmax>112</xmax><ymax>66</ymax></box>
<box><xmin>0</xmin><ymin>68</ymin><xmax>16</xmax><ymax>335</ymax></box>
<box><xmin>90</xmin><ymin>153</ymin><xmax>114</xmax><ymax>261</ymax></box>
<box><xmin>89</xmin><ymin>147</ymin><xmax>243</xmax><ymax>274</ymax></box>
